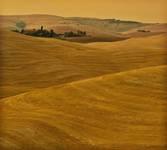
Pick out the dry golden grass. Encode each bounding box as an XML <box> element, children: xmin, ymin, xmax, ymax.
<box><xmin>0</xmin><ymin>27</ymin><xmax>167</xmax><ymax>150</ymax></box>
<box><xmin>123</xmin><ymin>24</ymin><xmax>167</xmax><ymax>34</ymax></box>
<box><xmin>0</xmin><ymin>65</ymin><xmax>167</xmax><ymax>150</ymax></box>
<box><xmin>86</xmin><ymin>33</ymin><xmax>167</xmax><ymax>50</ymax></box>
<box><xmin>0</xmin><ymin>31</ymin><xmax>167</xmax><ymax>98</ymax></box>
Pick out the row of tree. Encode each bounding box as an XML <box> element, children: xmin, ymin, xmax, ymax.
<box><xmin>14</xmin><ymin>21</ymin><xmax>87</xmax><ymax>38</ymax></box>
<box><xmin>64</xmin><ymin>30</ymin><xmax>86</xmax><ymax>37</ymax></box>
<box><xmin>22</xmin><ymin>26</ymin><xmax>59</xmax><ymax>38</ymax></box>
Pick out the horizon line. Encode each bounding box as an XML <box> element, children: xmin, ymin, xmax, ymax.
<box><xmin>0</xmin><ymin>13</ymin><xmax>165</xmax><ymax>24</ymax></box>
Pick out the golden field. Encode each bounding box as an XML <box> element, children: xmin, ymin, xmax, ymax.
<box><xmin>0</xmin><ymin>30</ymin><xmax>166</xmax><ymax>98</ymax></box>
<box><xmin>0</xmin><ymin>65</ymin><xmax>167</xmax><ymax>150</ymax></box>
<box><xmin>0</xmin><ymin>16</ymin><xmax>167</xmax><ymax>149</ymax></box>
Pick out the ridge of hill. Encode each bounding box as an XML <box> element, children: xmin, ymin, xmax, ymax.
<box><xmin>1</xmin><ymin>65</ymin><xmax>167</xmax><ymax>150</ymax></box>
<box><xmin>0</xmin><ymin>14</ymin><xmax>147</xmax><ymax>33</ymax></box>
<box><xmin>1</xmin><ymin>14</ymin><xmax>166</xmax><ymax>43</ymax></box>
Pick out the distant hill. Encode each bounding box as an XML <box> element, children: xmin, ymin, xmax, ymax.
<box><xmin>0</xmin><ymin>14</ymin><xmax>166</xmax><ymax>43</ymax></box>
<box><xmin>0</xmin><ymin>14</ymin><xmax>146</xmax><ymax>33</ymax></box>
<box><xmin>67</xmin><ymin>17</ymin><xmax>146</xmax><ymax>32</ymax></box>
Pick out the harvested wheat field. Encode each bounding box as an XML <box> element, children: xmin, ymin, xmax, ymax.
<box><xmin>0</xmin><ymin>18</ymin><xmax>167</xmax><ymax>150</ymax></box>
<box><xmin>0</xmin><ymin>30</ymin><xmax>167</xmax><ymax>98</ymax></box>
<box><xmin>0</xmin><ymin>65</ymin><xmax>167</xmax><ymax>150</ymax></box>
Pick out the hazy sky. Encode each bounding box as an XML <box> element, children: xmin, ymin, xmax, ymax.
<box><xmin>1</xmin><ymin>0</ymin><xmax>167</xmax><ymax>22</ymax></box>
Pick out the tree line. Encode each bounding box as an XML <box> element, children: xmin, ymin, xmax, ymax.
<box><xmin>13</xmin><ymin>21</ymin><xmax>87</xmax><ymax>38</ymax></box>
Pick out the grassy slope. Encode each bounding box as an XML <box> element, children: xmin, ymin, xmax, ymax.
<box><xmin>1</xmin><ymin>15</ymin><xmax>166</xmax><ymax>43</ymax></box>
<box><xmin>86</xmin><ymin>34</ymin><xmax>167</xmax><ymax>50</ymax></box>
<box><xmin>0</xmin><ymin>28</ymin><xmax>166</xmax><ymax>149</ymax></box>
<box><xmin>0</xmin><ymin>31</ymin><xmax>167</xmax><ymax>98</ymax></box>
<box><xmin>0</xmin><ymin>15</ymin><xmax>122</xmax><ymax>37</ymax></box>
<box><xmin>0</xmin><ymin>65</ymin><xmax>167</xmax><ymax>150</ymax></box>
<box><xmin>0</xmin><ymin>15</ymin><xmax>146</xmax><ymax>33</ymax></box>
<box><xmin>1</xmin><ymin>15</ymin><xmax>127</xmax><ymax>43</ymax></box>
<box><xmin>124</xmin><ymin>24</ymin><xmax>167</xmax><ymax>34</ymax></box>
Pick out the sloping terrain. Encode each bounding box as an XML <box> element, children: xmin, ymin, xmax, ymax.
<box><xmin>0</xmin><ymin>65</ymin><xmax>167</xmax><ymax>150</ymax></box>
<box><xmin>124</xmin><ymin>23</ymin><xmax>167</xmax><ymax>34</ymax></box>
<box><xmin>0</xmin><ymin>22</ymin><xmax>167</xmax><ymax>150</ymax></box>
<box><xmin>0</xmin><ymin>15</ymin><xmax>126</xmax><ymax>43</ymax></box>
<box><xmin>0</xmin><ymin>15</ymin><xmax>146</xmax><ymax>33</ymax></box>
<box><xmin>0</xmin><ymin>31</ymin><xmax>167</xmax><ymax>98</ymax></box>
<box><xmin>67</xmin><ymin>17</ymin><xmax>146</xmax><ymax>32</ymax></box>
<box><xmin>86</xmin><ymin>33</ymin><xmax>167</xmax><ymax>50</ymax></box>
<box><xmin>122</xmin><ymin>24</ymin><xmax>167</xmax><ymax>38</ymax></box>
<box><xmin>1</xmin><ymin>15</ymin><xmax>167</xmax><ymax>43</ymax></box>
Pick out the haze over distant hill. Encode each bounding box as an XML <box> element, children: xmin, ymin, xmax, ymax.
<box><xmin>0</xmin><ymin>14</ymin><xmax>146</xmax><ymax>32</ymax></box>
<box><xmin>0</xmin><ymin>14</ymin><xmax>166</xmax><ymax>43</ymax></box>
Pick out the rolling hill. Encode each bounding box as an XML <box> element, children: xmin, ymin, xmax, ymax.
<box><xmin>2</xmin><ymin>14</ymin><xmax>166</xmax><ymax>43</ymax></box>
<box><xmin>122</xmin><ymin>24</ymin><xmax>167</xmax><ymax>38</ymax></box>
<box><xmin>0</xmin><ymin>14</ymin><xmax>146</xmax><ymax>33</ymax></box>
<box><xmin>0</xmin><ymin>65</ymin><xmax>167</xmax><ymax>150</ymax></box>
<box><xmin>0</xmin><ymin>15</ymin><xmax>166</xmax><ymax>149</ymax></box>
<box><xmin>86</xmin><ymin>33</ymin><xmax>167</xmax><ymax>50</ymax></box>
<box><xmin>0</xmin><ymin>30</ymin><xmax>166</xmax><ymax>98</ymax></box>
